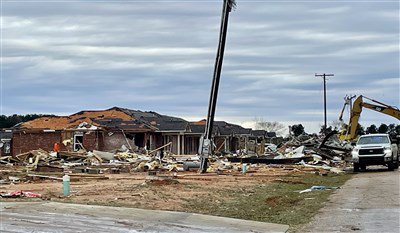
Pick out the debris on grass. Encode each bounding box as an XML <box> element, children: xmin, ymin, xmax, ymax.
<box><xmin>299</xmin><ymin>185</ymin><xmax>340</xmax><ymax>194</ymax></box>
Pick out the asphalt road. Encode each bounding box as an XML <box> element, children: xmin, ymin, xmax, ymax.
<box><xmin>0</xmin><ymin>201</ymin><xmax>289</xmax><ymax>233</ymax></box>
<box><xmin>303</xmin><ymin>167</ymin><xmax>400</xmax><ymax>233</ymax></box>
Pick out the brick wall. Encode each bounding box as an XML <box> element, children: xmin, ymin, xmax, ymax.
<box><xmin>102</xmin><ymin>132</ymin><xmax>128</xmax><ymax>151</ymax></box>
<box><xmin>12</xmin><ymin>131</ymin><xmax>64</xmax><ymax>156</ymax></box>
<box><xmin>82</xmin><ymin>131</ymin><xmax>99</xmax><ymax>151</ymax></box>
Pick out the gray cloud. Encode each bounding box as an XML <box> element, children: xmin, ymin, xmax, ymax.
<box><xmin>2</xmin><ymin>0</ymin><xmax>399</xmax><ymax>133</ymax></box>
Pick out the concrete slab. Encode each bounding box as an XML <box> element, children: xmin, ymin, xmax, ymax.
<box><xmin>0</xmin><ymin>202</ymin><xmax>289</xmax><ymax>233</ymax></box>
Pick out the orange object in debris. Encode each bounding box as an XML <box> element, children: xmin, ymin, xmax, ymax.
<box><xmin>53</xmin><ymin>143</ymin><xmax>61</xmax><ymax>152</ymax></box>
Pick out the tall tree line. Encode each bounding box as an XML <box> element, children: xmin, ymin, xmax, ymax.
<box><xmin>0</xmin><ymin>114</ymin><xmax>54</xmax><ymax>129</ymax></box>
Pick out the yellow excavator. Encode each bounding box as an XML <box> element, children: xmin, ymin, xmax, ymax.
<box><xmin>320</xmin><ymin>95</ymin><xmax>400</xmax><ymax>152</ymax></box>
<box><xmin>339</xmin><ymin>95</ymin><xmax>400</xmax><ymax>141</ymax></box>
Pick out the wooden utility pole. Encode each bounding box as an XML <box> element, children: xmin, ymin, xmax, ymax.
<box><xmin>199</xmin><ymin>0</ymin><xmax>236</xmax><ymax>173</ymax></box>
<box><xmin>315</xmin><ymin>73</ymin><xmax>334</xmax><ymax>131</ymax></box>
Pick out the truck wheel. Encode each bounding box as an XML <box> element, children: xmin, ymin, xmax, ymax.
<box><xmin>394</xmin><ymin>157</ymin><xmax>399</xmax><ymax>170</ymax></box>
<box><xmin>360</xmin><ymin>164</ymin><xmax>366</xmax><ymax>171</ymax></box>
<box><xmin>388</xmin><ymin>154</ymin><xmax>399</xmax><ymax>171</ymax></box>
<box><xmin>388</xmin><ymin>163</ymin><xmax>395</xmax><ymax>171</ymax></box>
<box><xmin>353</xmin><ymin>163</ymin><xmax>360</xmax><ymax>172</ymax></box>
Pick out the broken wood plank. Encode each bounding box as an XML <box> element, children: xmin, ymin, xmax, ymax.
<box><xmin>148</xmin><ymin>142</ymin><xmax>172</xmax><ymax>155</ymax></box>
<box><xmin>27</xmin><ymin>174</ymin><xmax>62</xmax><ymax>180</ymax></box>
<box><xmin>121</xmin><ymin>129</ymin><xmax>133</xmax><ymax>151</ymax></box>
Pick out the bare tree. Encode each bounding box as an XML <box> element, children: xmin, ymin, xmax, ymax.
<box><xmin>254</xmin><ymin>117</ymin><xmax>286</xmax><ymax>136</ymax></box>
<box><xmin>290</xmin><ymin>124</ymin><xmax>305</xmax><ymax>137</ymax></box>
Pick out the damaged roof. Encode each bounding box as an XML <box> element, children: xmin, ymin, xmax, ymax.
<box><xmin>189</xmin><ymin>120</ymin><xmax>251</xmax><ymax>136</ymax></box>
<box><xmin>215</xmin><ymin>121</ymin><xmax>252</xmax><ymax>136</ymax></box>
<box><xmin>266</xmin><ymin>132</ymin><xmax>277</xmax><ymax>138</ymax></box>
<box><xmin>252</xmin><ymin>130</ymin><xmax>266</xmax><ymax>137</ymax></box>
<box><xmin>16</xmin><ymin>109</ymin><xmax>134</xmax><ymax>131</ymax></box>
<box><xmin>188</xmin><ymin>120</ymin><xmax>219</xmax><ymax>135</ymax></box>
<box><xmin>16</xmin><ymin>107</ymin><xmax>261</xmax><ymax>136</ymax></box>
<box><xmin>91</xmin><ymin>118</ymin><xmax>154</xmax><ymax>132</ymax></box>
<box><xmin>17</xmin><ymin>107</ymin><xmax>189</xmax><ymax>132</ymax></box>
<box><xmin>117</xmin><ymin>107</ymin><xmax>189</xmax><ymax>132</ymax></box>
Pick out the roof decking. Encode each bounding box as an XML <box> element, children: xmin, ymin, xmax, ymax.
<box><xmin>15</xmin><ymin>107</ymin><xmax>276</xmax><ymax>137</ymax></box>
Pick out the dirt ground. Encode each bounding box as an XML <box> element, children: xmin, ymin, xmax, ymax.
<box><xmin>0</xmin><ymin>165</ymin><xmax>298</xmax><ymax>210</ymax></box>
<box><xmin>0</xmin><ymin>164</ymin><xmax>351</xmax><ymax>230</ymax></box>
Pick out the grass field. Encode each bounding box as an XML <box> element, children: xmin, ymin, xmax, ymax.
<box><xmin>182</xmin><ymin>173</ymin><xmax>351</xmax><ymax>231</ymax></box>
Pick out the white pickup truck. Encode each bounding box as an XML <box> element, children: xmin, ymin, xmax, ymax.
<box><xmin>351</xmin><ymin>134</ymin><xmax>399</xmax><ymax>172</ymax></box>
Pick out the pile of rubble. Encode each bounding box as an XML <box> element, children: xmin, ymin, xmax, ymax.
<box><xmin>1</xmin><ymin>146</ymin><xmax>185</xmax><ymax>175</ymax></box>
<box><xmin>0</xmin><ymin>134</ymin><xmax>350</xmax><ymax>183</ymax></box>
<box><xmin>223</xmin><ymin>134</ymin><xmax>349</xmax><ymax>174</ymax></box>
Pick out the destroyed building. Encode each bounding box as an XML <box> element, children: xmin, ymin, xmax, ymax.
<box><xmin>10</xmin><ymin>107</ymin><xmax>274</xmax><ymax>156</ymax></box>
<box><xmin>118</xmin><ymin>108</ymin><xmax>191</xmax><ymax>155</ymax></box>
<box><xmin>188</xmin><ymin>120</ymin><xmax>254</xmax><ymax>155</ymax></box>
<box><xmin>12</xmin><ymin>108</ymin><xmax>153</xmax><ymax>156</ymax></box>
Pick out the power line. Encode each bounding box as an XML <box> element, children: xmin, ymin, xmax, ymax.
<box><xmin>315</xmin><ymin>73</ymin><xmax>334</xmax><ymax>132</ymax></box>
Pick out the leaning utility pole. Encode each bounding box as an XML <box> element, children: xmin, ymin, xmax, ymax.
<box><xmin>199</xmin><ymin>0</ymin><xmax>236</xmax><ymax>173</ymax></box>
<box><xmin>315</xmin><ymin>73</ymin><xmax>334</xmax><ymax>131</ymax></box>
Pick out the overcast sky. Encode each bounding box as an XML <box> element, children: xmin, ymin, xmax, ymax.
<box><xmin>2</xmin><ymin>0</ymin><xmax>399</xmax><ymax>133</ymax></box>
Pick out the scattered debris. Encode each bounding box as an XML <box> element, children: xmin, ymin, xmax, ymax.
<box><xmin>299</xmin><ymin>185</ymin><xmax>340</xmax><ymax>194</ymax></box>
<box><xmin>8</xmin><ymin>139</ymin><xmax>347</xmax><ymax>177</ymax></box>
<box><xmin>8</xmin><ymin>176</ymin><xmax>20</xmax><ymax>183</ymax></box>
<box><xmin>93</xmin><ymin>150</ymin><xmax>115</xmax><ymax>161</ymax></box>
<box><xmin>0</xmin><ymin>132</ymin><xmax>350</xmax><ymax>202</ymax></box>
<box><xmin>0</xmin><ymin>190</ymin><xmax>42</xmax><ymax>198</ymax></box>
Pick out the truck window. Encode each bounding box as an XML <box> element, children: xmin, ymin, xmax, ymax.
<box><xmin>358</xmin><ymin>136</ymin><xmax>389</xmax><ymax>145</ymax></box>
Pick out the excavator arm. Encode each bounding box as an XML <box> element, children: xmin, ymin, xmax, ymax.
<box><xmin>320</xmin><ymin>95</ymin><xmax>399</xmax><ymax>153</ymax></box>
<box><xmin>339</xmin><ymin>95</ymin><xmax>400</xmax><ymax>141</ymax></box>
<box><xmin>338</xmin><ymin>95</ymin><xmax>355</xmax><ymax>125</ymax></box>
<box><xmin>362</xmin><ymin>102</ymin><xmax>400</xmax><ymax>120</ymax></box>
